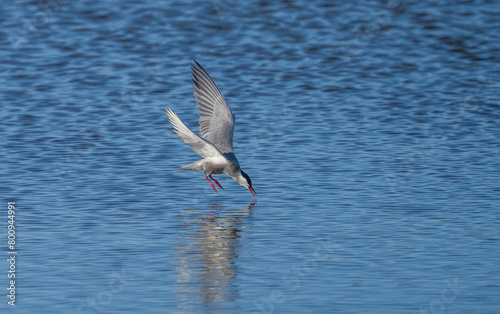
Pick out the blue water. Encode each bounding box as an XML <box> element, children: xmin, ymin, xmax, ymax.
<box><xmin>1</xmin><ymin>0</ymin><xmax>499</xmax><ymax>313</ymax></box>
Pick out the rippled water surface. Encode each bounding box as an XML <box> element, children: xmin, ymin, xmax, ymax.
<box><xmin>1</xmin><ymin>0</ymin><xmax>500</xmax><ymax>313</ymax></box>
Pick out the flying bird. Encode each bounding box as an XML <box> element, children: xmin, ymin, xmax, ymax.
<box><xmin>165</xmin><ymin>60</ymin><xmax>256</xmax><ymax>197</ymax></box>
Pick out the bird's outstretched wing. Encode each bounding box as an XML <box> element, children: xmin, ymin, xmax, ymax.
<box><xmin>191</xmin><ymin>60</ymin><xmax>235</xmax><ymax>154</ymax></box>
<box><xmin>165</xmin><ymin>108</ymin><xmax>224</xmax><ymax>158</ymax></box>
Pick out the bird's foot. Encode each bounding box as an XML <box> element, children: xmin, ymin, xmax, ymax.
<box><xmin>205</xmin><ymin>175</ymin><xmax>218</xmax><ymax>192</ymax></box>
<box><xmin>209</xmin><ymin>175</ymin><xmax>224</xmax><ymax>189</ymax></box>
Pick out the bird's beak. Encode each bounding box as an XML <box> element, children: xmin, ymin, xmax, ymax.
<box><xmin>249</xmin><ymin>186</ymin><xmax>257</xmax><ymax>197</ymax></box>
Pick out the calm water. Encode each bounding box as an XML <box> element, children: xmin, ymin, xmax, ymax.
<box><xmin>1</xmin><ymin>0</ymin><xmax>499</xmax><ymax>313</ymax></box>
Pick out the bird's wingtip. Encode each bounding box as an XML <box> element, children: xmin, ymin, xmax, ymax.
<box><xmin>191</xmin><ymin>59</ymin><xmax>203</xmax><ymax>69</ymax></box>
<box><xmin>165</xmin><ymin>107</ymin><xmax>177</xmax><ymax>119</ymax></box>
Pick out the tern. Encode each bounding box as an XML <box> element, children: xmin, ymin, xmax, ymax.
<box><xmin>165</xmin><ymin>60</ymin><xmax>256</xmax><ymax>197</ymax></box>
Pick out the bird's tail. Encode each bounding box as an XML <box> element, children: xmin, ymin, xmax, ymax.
<box><xmin>175</xmin><ymin>160</ymin><xmax>202</xmax><ymax>171</ymax></box>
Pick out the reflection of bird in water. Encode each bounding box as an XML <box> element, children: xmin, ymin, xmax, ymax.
<box><xmin>174</xmin><ymin>201</ymin><xmax>255</xmax><ymax>312</ymax></box>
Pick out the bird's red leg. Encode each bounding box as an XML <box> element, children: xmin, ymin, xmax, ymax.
<box><xmin>205</xmin><ymin>175</ymin><xmax>218</xmax><ymax>192</ymax></box>
<box><xmin>209</xmin><ymin>175</ymin><xmax>224</xmax><ymax>189</ymax></box>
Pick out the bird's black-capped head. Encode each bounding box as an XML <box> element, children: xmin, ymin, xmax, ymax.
<box><xmin>240</xmin><ymin>170</ymin><xmax>256</xmax><ymax>197</ymax></box>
